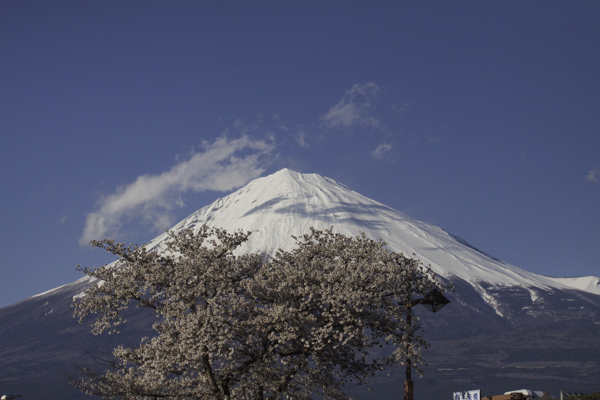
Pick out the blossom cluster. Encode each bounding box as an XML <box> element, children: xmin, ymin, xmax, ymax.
<box><xmin>72</xmin><ymin>226</ymin><xmax>446</xmax><ymax>400</ymax></box>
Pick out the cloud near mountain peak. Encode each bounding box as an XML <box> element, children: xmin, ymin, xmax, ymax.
<box><xmin>320</xmin><ymin>82</ymin><xmax>382</xmax><ymax>129</ymax></box>
<box><xmin>79</xmin><ymin>135</ymin><xmax>275</xmax><ymax>245</ymax></box>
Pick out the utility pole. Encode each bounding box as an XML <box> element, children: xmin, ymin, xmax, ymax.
<box><xmin>402</xmin><ymin>289</ymin><xmax>450</xmax><ymax>400</ymax></box>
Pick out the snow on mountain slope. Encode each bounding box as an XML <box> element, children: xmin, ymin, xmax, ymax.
<box><xmin>144</xmin><ymin>169</ymin><xmax>598</xmax><ymax>296</ymax></box>
<box><xmin>549</xmin><ymin>276</ymin><xmax>600</xmax><ymax>295</ymax></box>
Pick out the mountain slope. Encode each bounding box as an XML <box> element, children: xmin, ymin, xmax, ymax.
<box><xmin>1</xmin><ymin>169</ymin><xmax>598</xmax><ymax>399</ymax></box>
<box><xmin>149</xmin><ymin>169</ymin><xmax>598</xmax><ymax>296</ymax></box>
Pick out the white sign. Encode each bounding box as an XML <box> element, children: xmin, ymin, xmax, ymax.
<box><xmin>453</xmin><ymin>390</ymin><xmax>481</xmax><ymax>400</ymax></box>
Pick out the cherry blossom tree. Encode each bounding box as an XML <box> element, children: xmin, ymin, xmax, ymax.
<box><xmin>71</xmin><ymin>226</ymin><xmax>446</xmax><ymax>399</ymax></box>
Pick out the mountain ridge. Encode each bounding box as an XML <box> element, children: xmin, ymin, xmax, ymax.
<box><xmin>143</xmin><ymin>169</ymin><xmax>597</xmax><ymax>298</ymax></box>
<box><xmin>9</xmin><ymin>169</ymin><xmax>598</xmax><ymax>313</ymax></box>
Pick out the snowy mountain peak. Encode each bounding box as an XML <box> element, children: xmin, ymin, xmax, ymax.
<box><xmin>146</xmin><ymin>169</ymin><xmax>599</xmax><ymax>296</ymax></box>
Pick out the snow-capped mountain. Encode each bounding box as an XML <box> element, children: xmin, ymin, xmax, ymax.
<box><xmin>34</xmin><ymin>168</ymin><xmax>600</xmax><ymax>304</ymax></box>
<box><xmin>1</xmin><ymin>169</ymin><xmax>599</xmax><ymax>399</ymax></box>
<box><xmin>149</xmin><ymin>169</ymin><xmax>598</xmax><ymax>296</ymax></box>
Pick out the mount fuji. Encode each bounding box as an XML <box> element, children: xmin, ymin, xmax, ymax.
<box><xmin>1</xmin><ymin>169</ymin><xmax>599</xmax><ymax>399</ymax></box>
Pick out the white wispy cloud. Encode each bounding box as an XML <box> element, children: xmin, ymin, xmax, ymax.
<box><xmin>294</xmin><ymin>127</ymin><xmax>309</xmax><ymax>148</ymax></box>
<box><xmin>80</xmin><ymin>135</ymin><xmax>275</xmax><ymax>245</ymax></box>
<box><xmin>320</xmin><ymin>83</ymin><xmax>381</xmax><ymax>129</ymax></box>
<box><xmin>371</xmin><ymin>143</ymin><xmax>394</xmax><ymax>160</ymax></box>
<box><xmin>586</xmin><ymin>168</ymin><xmax>600</xmax><ymax>183</ymax></box>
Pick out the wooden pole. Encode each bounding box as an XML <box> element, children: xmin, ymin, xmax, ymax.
<box><xmin>404</xmin><ymin>306</ymin><xmax>413</xmax><ymax>400</ymax></box>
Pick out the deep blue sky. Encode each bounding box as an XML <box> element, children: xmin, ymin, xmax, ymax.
<box><xmin>1</xmin><ymin>1</ymin><xmax>599</xmax><ymax>308</ymax></box>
